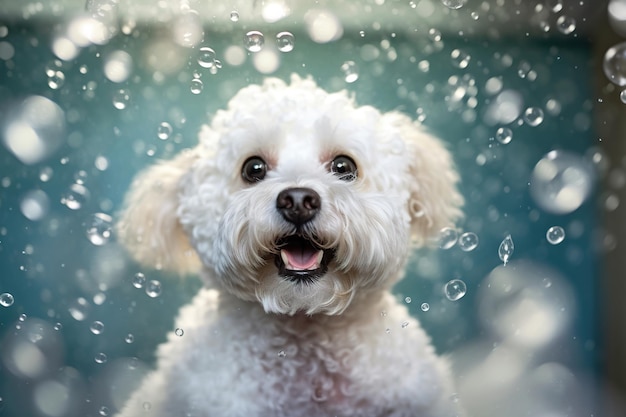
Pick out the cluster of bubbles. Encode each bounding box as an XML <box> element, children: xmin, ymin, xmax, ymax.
<box><xmin>437</xmin><ymin>227</ymin><xmax>479</xmax><ymax>252</ymax></box>
<box><xmin>131</xmin><ymin>273</ymin><xmax>163</xmax><ymax>299</ymax></box>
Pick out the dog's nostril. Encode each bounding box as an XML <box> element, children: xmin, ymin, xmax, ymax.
<box><xmin>276</xmin><ymin>187</ymin><xmax>321</xmax><ymax>226</ymax></box>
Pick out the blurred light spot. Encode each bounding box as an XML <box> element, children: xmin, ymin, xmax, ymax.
<box><xmin>171</xmin><ymin>11</ymin><xmax>203</xmax><ymax>47</ymax></box>
<box><xmin>484</xmin><ymin>76</ymin><xmax>503</xmax><ymax>95</ymax></box>
<box><xmin>68</xmin><ymin>297</ymin><xmax>90</xmax><ymax>321</ymax></box>
<box><xmin>61</xmin><ymin>183</ymin><xmax>90</xmax><ymax>210</ymax></box>
<box><xmin>20</xmin><ymin>189</ymin><xmax>50</xmax><ymax>221</ymax></box>
<box><xmin>104</xmin><ymin>50</ymin><xmax>132</xmax><ymax>83</ymax></box>
<box><xmin>253</xmin><ymin>48</ymin><xmax>280</xmax><ymax>74</ymax></box>
<box><xmin>305</xmin><ymin>9</ymin><xmax>343</xmax><ymax>43</ymax></box>
<box><xmin>33</xmin><ymin>380</ymin><xmax>70</xmax><ymax>417</ymax></box>
<box><xmin>484</xmin><ymin>89</ymin><xmax>523</xmax><ymax>125</ymax></box>
<box><xmin>262</xmin><ymin>0</ymin><xmax>290</xmax><ymax>23</ymax></box>
<box><xmin>224</xmin><ymin>45</ymin><xmax>246</xmax><ymax>66</ymax></box>
<box><xmin>609</xmin><ymin>0</ymin><xmax>626</xmax><ymax>36</ymax></box>
<box><xmin>0</xmin><ymin>41</ymin><xmax>15</xmax><ymax>60</ymax></box>
<box><xmin>530</xmin><ymin>150</ymin><xmax>594</xmax><ymax>214</ymax></box>
<box><xmin>52</xmin><ymin>37</ymin><xmax>79</xmax><ymax>61</ymax></box>
<box><xmin>341</xmin><ymin>61</ymin><xmax>359</xmax><ymax>83</ymax></box>
<box><xmin>478</xmin><ymin>261</ymin><xmax>574</xmax><ymax>348</ymax></box>
<box><xmin>86</xmin><ymin>213</ymin><xmax>113</xmax><ymax>246</ymax></box>
<box><xmin>1</xmin><ymin>96</ymin><xmax>65</xmax><ymax>165</ymax></box>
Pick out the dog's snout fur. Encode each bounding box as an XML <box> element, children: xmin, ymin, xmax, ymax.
<box><xmin>276</xmin><ymin>187</ymin><xmax>321</xmax><ymax>226</ymax></box>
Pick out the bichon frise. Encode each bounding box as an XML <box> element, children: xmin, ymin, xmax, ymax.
<box><xmin>115</xmin><ymin>75</ymin><xmax>464</xmax><ymax>417</ymax></box>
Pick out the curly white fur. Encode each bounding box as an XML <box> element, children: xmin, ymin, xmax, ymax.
<box><xmin>115</xmin><ymin>75</ymin><xmax>463</xmax><ymax>417</ymax></box>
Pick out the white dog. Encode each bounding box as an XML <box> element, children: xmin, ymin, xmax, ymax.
<box><xmin>115</xmin><ymin>75</ymin><xmax>464</xmax><ymax>417</ymax></box>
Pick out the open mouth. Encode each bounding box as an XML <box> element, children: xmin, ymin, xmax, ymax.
<box><xmin>275</xmin><ymin>235</ymin><xmax>332</xmax><ymax>282</ymax></box>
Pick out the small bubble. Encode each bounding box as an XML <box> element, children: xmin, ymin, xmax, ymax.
<box><xmin>277</xmin><ymin>350</ymin><xmax>286</xmax><ymax>358</ymax></box>
<box><xmin>94</xmin><ymin>352</ymin><xmax>108</xmax><ymax>364</ymax></box>
<box><xmin>99</xmin><ymin>406</ymin><xmax>110</xmax><ymax>416</ymax></box>
<box><xmin>53</xmin><ymin>322</ymin><xmax>63</xmax><ymax>331</ymax></box>
<box><xmin>546</xmin><ymin>226</ymin><xmax>565</xmax><ymax>245</ymax></box>
<box><xmin>547</xmin><ymin>0</ymin><xmax>563</xmax><ymax>12</ymax></box>
<box><xmin>125</xmin><ymin>333</ymin><xmax>135</xmax><ymax>343</ymax></box>
<box><xmin>145</xmin><ymin>280</ymin><xmax>162</xmax><ymax>298</ymax></box>
<box><xmin>470</xmin><ymin>11</ymin><xmax>479</xmax><ymax>20</ymax></box>
<box><xmin>142</xmin><ymin>402</ymin><xmax>151</xmax><ymax>411</ymax></box>
<box><xmin>61</xmin><ymin>183</ymin><xmax>90</xmax><ymax>210</ymax></box>
<box><xmin>341</xmin><ymin>60</ymin><xmax>359</xmax><ymax>83</ymax></box>
<box><xmin>420</xmin><ymin>303</ymin><xmax>430</xmax><ymax>312</ymax></box>
<box><xmin>441</xmin><ymin>0</ymin><xmax>467</xmax><ymax>9</ymax></box>
<box><xmin>404</xmin><ymin>296</ymin><xmax>412</xmax><ymax>304</ymax></box>
<box><xmin>458</xmin><ymin>232</ymin><xmax>479</xmax><ymax>251</ymax></box>
<box><xmin>0</xmin><ymin>293</ymin><xmax>14</xmax><ymax>307</ymax></box>
<box><xmin>197</xmin><ymin>46</ymin><xmax>216</xmax><ymax>68</ymax></box>
<box><xmin>276</xmin><ymin>32</ymin><xmax>295</xmax><ymax>52</ymax></box>
<box><xmin>47</xmin><ymin>70</ymin><xmax>65</xmax><ymax>89</ymax></box>
<box><xmin>451</xmin><ymin>49</ymin><xmax>471</xmax><ymax>69</ymax></box>
<box><xmin>444</xmin><ymin>279</ymin><xmax>467</xmax><ymax>301</ymax></box>
<box><xmin>86</xmin><ymin>213</ymin><xmax>113</xmax><ymax>246</ymax></box>
<box><xmin>18</xmin><ymin>313</ymin><xmax>27</xmax><ymax>322</ymax></box>
<box><xmin>132</xmin><ymin>273</ymin><xmax>146</xmax><ymax>289</ymax></box>
<box><xmin>190</xmin><ymin>78</ymin><xmax>203</xmax><ymax>94</ymax></box>
<box><xmin>39</xmin><ymin>167</ymin><xmax>53</xmax><ymax>182</ymax></box>
<box><xmin>68</xmin><ymin>297</ymin><xmax>90</xmax><ymax>321</ymax></box>
<box><xmin>620</xmin><ymin>89</ymin><xmax>626</xmax><ymax>104</ymax></box>
<box><xmin>112</xmin><ymin>89</ymin><xmax>131</xmax><ymax>110</ymax></box>
<box><xmin>230</xmin><ymin>11</ymin><xmax>239</xmax><ymax>22</ymax></box>
<box><xmin>556</xmin><ymin>15</ymin><xmax>576</xmax><ymax>35</ymax></box>
<box><xmin>385</xmin><ymin>328</ymin><xmax>391</xmax><ymax>334</ymax></box>
<box><xmin>523</xmin><ymin>107</ymin><xmax>544</xmax><ymax>126</ymax></box>
<box><xmin>90</xmin><ymin>321</ymin><xmax>104</xmax><ymax>335</ymax></box>
<box><xmin>438</xmin><ymin>227</ymin><xmax>458</xmax><ymax>249</ymax></box>
<box><xmin>428</xmin><ymin>28</ymin><xmax>442</xmax><ymax>43</ymax></box>
<box><xmin>495</xmin><ymin>127</ymin><xmax>513</xmax><ymax>144</ymax></box>
<box><xmin>498</xmin><ymin>235</ymin><xmax>514</xmax><ymax>265</ymax></box>
<box><xmin>401</xmin><ymin>321</ymin><xmax>409</xmax><ymax>328</ymax></box>
<box><xmin>244</xmin><ymin>30</ymin><xmax>264</xmax><ymax>52</ymax></box>
<box><xmin>157</xmin><ymin>122</ymin><xmax>173</xmax><ymax>140</ymax></box>
<box><xmin>175</xmin><ymin>328</ymin><xmax>184</xmax><ymax>337</ymax></box>
<box><xmin>603</xmin><ymin>42</ymin><xmax>626</xmax><ymax>87</ymax></box>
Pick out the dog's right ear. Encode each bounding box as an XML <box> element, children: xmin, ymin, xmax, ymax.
<box><xmin>116</xmin><ymin>149</ymin><xmax>202</xmax><ymax>275</ymax></box>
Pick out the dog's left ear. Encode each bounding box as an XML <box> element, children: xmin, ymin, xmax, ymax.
<box><xmin>398</xmin><ymin>118</ymin><xmax>464</xmax><ymax>246</ymax></box>
<box><xmin>116</xmin><ymin>149</ymin><xmax>202</xmax><ymax>275</ymax></box>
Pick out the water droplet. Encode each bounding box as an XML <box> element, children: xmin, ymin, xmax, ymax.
<box><xmin>90</xmin><ymin>321</ymin><xmax>104</xmax><ymax>335</ymax></box>
<box><xmin>0</xmin><ymin>293</ymin><xmax>14</xmax><ymax>307</ymax></box>
<box><xmin>112</xmin><ymin>89</ymin><xmax>131</xmax><ymax>110</ymax></box>
<box><xmin>125</xmin><ymin>333</ymin><xmax>134</xmax><ymax>343</ymax></box>
<box><xmin>620</xmin><ymin>89</ymin><xmax>626</xmax><ymax>104</ymax></box>
<box><xmin>190</xmin><ymin>78</ymin><xmax>203</xmax><ymax>94</ymax></box>
<box><xmin>86</xmin><ymin>213</ymin><xmax>113</xmax><ymax>246</ymax></box>
<box><xmin>277</xmin><ymin>350</ymin><xmax>286</xmax><ymax>358</ymax></box>
<box><xmin>132</xmin><ymin>272</ymin><xmax>146</xmax><ymax>289</ymax></box>
<box><xmin>444</xmin><ymin>279</ymin><xmax>467</xmax><ymax>301</ymax></box>
<box><xmin>175</xmin><ymin>328</ymin><xmax>184</xmax><ymax>337</ymax></box>
<box><xmin>157</xmin><ymin>122</ymin><xmax>173</xmax><ymax>140</ymax></box>
<box><xmin>498</xmin><ymin>235</ymin><xmax>514</xmax><ymax>265</ymax></box>
<box><xmin>441</xmin><ymin>0</ymin><xmax>467</xmax><ymax>9</ymax></box>
<box><xmin>603</xmin><ymin>42</ymin><xmax>626</xmax><ymax>87</ymax></box>
<box><xmin>230</xmin><ymin>11</ymin><xmax>239</xmax><ymax>22</ymax></box>
<box><xmin>523</xmin><ymin>107</ymin><xmax>544</xmax><ymax>126</ymax></box>
<box><xmin>404</xmin><ymin>296</ymin><xmax>412</xmax><ymax>304</ymax></box>
<box><xmin>451</xmin><ymin>49</ymin><xmax>470</xmax><ymax>69</ymax></box>
<box><xmin>341</xmin><ymin>60</ymin><xmax>359</xmax><ymax>83</ymax></box>
<box><xmin>197</xmin><ymin>46</ymin><xmax>216</xmax><ymax>68</ymax></box>
<box><xmin>68</xmin><ymin>297</ymin><xmax>90</xmax><ymax>321</ymax></box>
<box><xmin>276</xmin><ymin>31</ymin><xmax>295</xmax><ymax>52</ymax></box>
<box><xmin>94</xmin><ymin>352</ymin><xmax>107</xmax><ymax>364</ymax></box>
<box><xmin>145</xmin><ymin>280</ymin><xmax>162</xmax><ymax>298</ymax></box>
<box><xmin>546</xmin><ymin>226</ymin><xmax>565</xmax><ymax>245</ymax></box>
<box><xmin>244</xmin><ymin>30</ymin><xmax>264</xmax><ymax>52</ymax></box>
<box><xmin>401</xmin><ymin>321</ymin><xmax>409</xmax><ymax>328</ymax></box>
<box><xmin>530</xmin><ymin>150</ymin><xmax>594</xmax><ymax>214</ymax></box>
<box><xmin>495</xmin><ymin>127</ymin><xmax>513</xmax><ymax>144</ymax></box>
<box><xmin>99</xmin><ymin>406</ymin><xmax>110</xmax><ymax>416</ymax></box>
<box><xmin>458</xmin><ymin>232</ymin><xmax>479</xmax><ymax>252</ymax></box>
<box><xmin>420</xmin><ymin>303</ymin><xmax>430</xmax><ymax>312</ymax></box>
<box><xmin>556</xmin><ymin>15</ymin><xmax>576</xmax><ymax>35</ymax></box>
<box><xmin>53</xmin><ymin>322</ymin><xmax>63</xmax><ymax>331</ymax></box>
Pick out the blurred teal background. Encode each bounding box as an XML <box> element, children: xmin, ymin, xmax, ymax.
<box><xmin>0</xmin><ymin>1</ymin><xmax>616</xmax><ymax>416</ymax></box>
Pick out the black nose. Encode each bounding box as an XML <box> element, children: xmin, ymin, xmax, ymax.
<box><xmin>276</xmin><ymin>187</ymin><xmax>321</xmax><ymax>226</ymax></box>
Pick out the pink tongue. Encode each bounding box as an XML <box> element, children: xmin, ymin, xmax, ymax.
<box><xmin>283</xmin><ymin>247</ymin><xmax>320</xmax><ymax>270</ymax></box>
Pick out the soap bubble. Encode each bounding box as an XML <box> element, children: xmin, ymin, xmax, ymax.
<box><xmin>68</xmin><ymin>297</ymin><xmax>90</xmax><ymax>321</ymax></box>
<box><xmin>276</xmin><ymin>32</ymin><xmax>295</xmax><ymax>52</ymax></box>
<box><xmin>458</xmin><ymin>232</ymin><xmax>479</xmax><ymax>252</ymax></box>
<box><xmin>145</xmin><ymin>280</ymin><xmax>162</xmax><ymax>298</ymax></box>
<box><xmin>94</xmin><ymin>352</ymin><xmax>108</xmax><ymax>364</ymax></box>
<box><xmin>86</xmin><ymin>213</ymin><xmax>113</xmax><ymax>246</ymax></box>
<box><xmin>530</xmin><ymin>150</ymin><xmax>594</xmax><ymax>214</ymax></box>
<box><xmin>132</xmin><ymin>272</ymin><xmax>146</xmax><ymax>288</ymax></box>
<box><xmin>341</xmin><ymin>61</ymin><xmax>359</xmax><ymax>83</ymax></box>
<box><xmin>444</xmin><ymin>279</ymin><xmax>467</xmax><ymax>301</ymax></box>
<box><xmin>420</xmin><ymin>303</ymin><xmax>430</xmax><ymax>312</ymax></box>
<box><xmin>90</xmin><ymin>321</ymin><xmax>104</xmax><ymax>335</ymax></box>
<box><xmin>438</xmin><ymin>227</ymin><xmax>458</xmax><ymax>249</ymax></box>
<box><xmin>190</xmin><ymin>78</ymin><xmax>203</xmax><ymax>94</ymax></box>
<box><xmin>197</xmin><ymin>46</ymin><xmax>216</xmax><ymax>68</ymax></box>
<box><xmin>157</xmin><ymin>122</ymin><xmax>173</xmax><ymax>140</ymax></box>
<box><xmin>174</xmin><ymin>328</ymin><xmax>184</xmax><ymax>337</ymax></box>
<box><xmin>495</xmin><ymin>127</ymin><xmax>513</xmax><ymax>144</ymax></box>
<box><xmin>498</xmin><ymin>235</ymin><xmax>514</xmax><ymax>265</ymax></box>
<box><xmin>61</xmin><ymin>183</ymin><xmax>90</xmax><ymax>210</ymax></box>
<box><xmin>523</xmin><ymin>107</ymin><xmax>544</xmax><ymax>126</ymax></box>
<box><xmin>244</xmin><ymin>31</ymin><xmax>264</xmax><ymax>52</ymax></box>
<box><xmin>556</xmin><ymin>15</ymin><xmax>576</xmax><ymax>35</ymax></box>
<box><xmin>442</xmin><ymin>0</ymin><xmax>467</xmax><ymax>9</ymax></box>
<box><xmin>451</xmin><ymin>49</ymin><xmax>471</xmax><ymax>69</ymax></box>
<box><xmin>112</xmin><ymin>89</ymin><xmax>131</xmax><ymax>110</ymax></box>
<box><xmin>603</xmin><ymin>42</ymin><xmax>626</xmax><ymax>86</ymax></box>
<box><xmin>0</xmin><ymin>293</ymin><xmax>14</xmax><ymax>307</ymax></box>
<box><xmin>546</xmin><ymin>226</ymin><xmax>565</xmax><ymax>244</ymax></box>
<box><xmin>230</xmin><ymin>11</ymin><xmax>239</xmax><ymax>22</ymax></box>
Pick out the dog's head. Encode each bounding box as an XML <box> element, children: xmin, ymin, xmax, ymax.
<box><xmin>117</xmin><ymin>75</ymin><xmax>462</xmax><ymax>315</ymax></box>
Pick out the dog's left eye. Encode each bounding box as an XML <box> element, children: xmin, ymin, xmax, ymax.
<box><xmin>330</xmin><ymin>155</ymin><xmax>358</xmax><ymax>181</ymax></box>
<box><xmin>242</xmin><ymin>156</ymin><xmax>268</xmax><ymax>183</ymax></box>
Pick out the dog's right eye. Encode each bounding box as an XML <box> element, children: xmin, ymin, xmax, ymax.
<box><xmin>241</xmin><ymin>156</ymin><xmax>268</xmax><ymax>183</ymax></box>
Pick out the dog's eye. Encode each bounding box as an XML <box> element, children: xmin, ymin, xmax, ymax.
<box><xmin>242</xmin><ymin>156</ymin><xmax>268</xmax><ymax>183</ymax></box>
<box><xmin>330</xmin><ymin>155</ymin><xmax>358</xmax><ymax>181</ymax></box>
